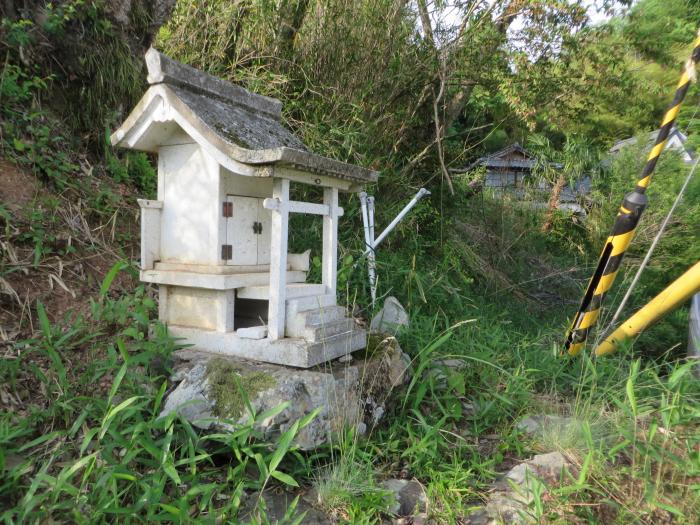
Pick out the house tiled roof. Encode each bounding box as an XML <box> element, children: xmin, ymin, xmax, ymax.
<box><xmin>609</xmin><ymin>126</ymin><xmax>693</xmax><ymax>158</ymax></box>
<box><xmin>451</xmin><ymin>143</ymin><xmax>561</xmax><ymax>173</ymax></box>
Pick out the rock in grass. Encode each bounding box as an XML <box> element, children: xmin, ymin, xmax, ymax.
<box><xmin>516</xmin><ymin>415</ymin><xmax>576</xmax><ymax>436</ymax></box>
<box><xmin>516</xmin><ymin>414</ymin><xmax>587</xmax><ymax>451</ymax></box>
<box><xmin>240</xmin><ymin>490</ymin><xmax>331</xmax><ymax>525</ymax></box>
<box><xmin>467</xmin><ymin>452</ymin><xmax>571</xmax><ymax>524</ymax></box>
<box><xmin>159</xmin><ymin>337</ymin><xmax>410</xmax><ymax>450</ymax></box>
<box><xmin>381</xmin><ymin>479</ymin><xmax>428</xmax><ymax>516</ymax></box>
<box><xmin>370</xmin><ymin>296</ymin><xmax>409</xmax><ymax>335</ymax></box>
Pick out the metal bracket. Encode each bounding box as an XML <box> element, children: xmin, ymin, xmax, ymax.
<box><xmin>221</xmin><ymin>244</ymin><xmax>233</xmax><ymax>260</ymax></box>
<box><xmin>360</xmin><ymin>188</ymin><xmax>431</xmax><ymax>306</ymax></box>
<box><xmin>222</xmin><ymin>202</ymin><xmax>233</xmax><ymax>217</ymax></box>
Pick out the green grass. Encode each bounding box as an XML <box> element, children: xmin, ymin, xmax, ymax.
<box><xmin>0</xmin><ymin>264</ymin><xmax>320</xmax><ymax>524</ymax></box>
<box><xmin>3</xmin><ymin>214</ymin><xmax>700</xmax><ymax>523</ymax></box>
<box><xmin>2</xmin><ymin>151</ymin><xmax>699</xmax><ymax>522</ymax></box>
<box><xmin>4</xmin><ymin>186</ymin><xmax>700</xmax><ymax>523</ymax></box>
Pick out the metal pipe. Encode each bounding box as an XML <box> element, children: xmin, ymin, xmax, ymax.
<box><xmin>564</xmin><ymin>29</ymin><xmax>700</xmax><ymax>356</ymax></box>
<box><xmin>359</xmin><ymin>192</ymin><xmax>378</xmax><ymax>306</ymax></box>
<box><xmin>366</xmin><ymin>188</ymin><xmax>431</xmax><ymax>253</ymax></box>
<box><xmin>604</xmin><ymin>155</ymin><xmax>699</xmax><ymax>336</ymax></box>
<box><xmin>594</xmin><ymin>260</ymin><xmax>700</xmax><ymax>356</ymax></box>
<box><xmin>367</xmin><ymin>196</ymin><xmax>377</xmax><ymax>305</ymax></box>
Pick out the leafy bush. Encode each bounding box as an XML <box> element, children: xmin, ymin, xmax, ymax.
<box><xmin>106</xmin><ymin>149</ymin><xmax>157</xmax><ymax>197</ymax></box>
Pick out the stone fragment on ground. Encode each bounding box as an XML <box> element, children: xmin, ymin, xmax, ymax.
<box><xmin>516</xmin><ymin>414</ymin><xmax>585</xmax><ymax>449</ymax></box>
<box><xmin>159</xmin><ymin>337</ymin><xmax>410</xmax><ymax>450</ymax></box>
<box><xmin>240</xmin><ymin>490</ymin><xmax>331</xmax><ymax>525</ymax></box>
<box><xmin>466</xmin><ymin>452</ymin><xmax>571</xmax><ymax>525</ymax></box>
<box><xmin>236</xmin><ymin>325</ymin><xmax>267</xmax><ymax>339</ymax></box>
<box><xmin>433</xmin><ymin>358</ymin><xmax>467</xmax><ymax>370</ymax></box>
<box><xmin>370</xmin><ymin>296</ymin><xmax>409</xmax><ymax>335</ymax></box>
<box><xmin>381</xmin><ymin>479</ymin><xmax>428</xmax><ymax>516</ymax></box>
<box><xmin>392</xmin><ymin>513</ymin><xmax>431</xmax><ymax>525</ymax></box>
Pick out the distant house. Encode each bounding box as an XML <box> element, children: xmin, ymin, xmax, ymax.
<box><xmin>452</xmin><ymin>143</ymin><xmax>590</xmax><ymax>215</ymax></box>
<box><xmin>609</xmin><ymin>126</ymin><xmax>694</xmax><ymax>164</ymax></box>
<box><xmin>457</xmin><ymin>143</ymin><xmax>552</xmax><ymax>189</ymax></box>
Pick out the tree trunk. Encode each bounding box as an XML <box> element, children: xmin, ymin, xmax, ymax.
<box><xmin>542</xmin><ymin>174</ymin><xmax>566</xmax><ymax>232</ymax></box>
<box><xmin>439</xmin><ymin>0</ymin><xmax>519</xmax><ymax>132</ymax></box>
<box><xmin>276</xmin><ymin>0</ymin><xmax>310</xmax><ymax>62</ymax></box>
<box><xmin>416</xmin><ymin>0</ymin><xmax>435</xmax><ymax>48</ymax></box>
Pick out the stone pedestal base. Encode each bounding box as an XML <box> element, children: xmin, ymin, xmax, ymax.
<box><xmin>167</xmin><ymin>325</ymin><xmax>366</xmax><ymax>368</ymax></box>
<box><xmin>159</xmin><ymin>337</ymin><xmax>410</xmax><ymax>450</ymax></box>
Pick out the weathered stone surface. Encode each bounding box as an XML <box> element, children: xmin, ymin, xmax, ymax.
<box><xmin>160</xmin><ymin>339</ymin><xmax>410</xmax><ymax>450</ymax></box>
<box><xmin>433</xmin><ymin>358</ymin><xmax>467</xmax><ymax>370</ymax></box>
<box><xmin>370</xmin><ymin>296</ymin><xmax>409</xmax><ymax>335</ymax></box>
<box><xmin>381</xmin><ymin>479</ymin><xmax>428</xmax><ymax>516</ymax></box>
<box><xmin>467</xmin><ymin>452</ymin><xmax>570</xmax><ymax>525</ymax></box>
<box><xmin>145</xmin><ymin>48</ymin><xmax>282</xmax><ymax>118</ymax></box>
<box><xmin>516</xmin><ymin>415</ymin><xmax>577</xmax><ymax>436</ymax></box>
<box><xmin>240</xmin><ymin>490</ymin><xmax>331</xmax><ymax>524</ymax></box>
<box><xmin>516</xmin><ymin>414</ymin><xmax>586</xmax><ymax>450</ymax></box>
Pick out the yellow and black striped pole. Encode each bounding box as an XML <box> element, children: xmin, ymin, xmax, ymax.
<box><xmin>594</xmin><ymin>260</ymin><xmax>700</xmax><ymax>357</ymax></box>
<box><xmin>565</xmin><ymin>28</ymin><xmax>700</xmax><ymax>357</ymax></box>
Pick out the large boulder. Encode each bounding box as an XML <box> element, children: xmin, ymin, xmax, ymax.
<box><xmin>160</xmin><ymin>336</ymin><xmax>410</xmax><ymax>450</ymax></box>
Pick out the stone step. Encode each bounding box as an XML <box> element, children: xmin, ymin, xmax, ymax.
<box><xmin>286</xmin><ymin>293</ymin><xmax>337</xmax><ymax>314</ymax></box>
<box><xmin>285</xmin><ymin>305</ymin><xmax>347</xmax><ymax>338</ymax></box>
<box><xmin>299</xmin><ymin>305</ymin><xmax>347</xmax><ymax>326</ymax></box>
<box><xmin>287</xmin><ymin>317</ymin><xmax>356</xmax><ymax>341</ymax></box>
<box><xmin>237</xmin><ymin>283</ymin><xmax>327</xmax><ymax>301</ymax></box>
<box><xmin>307</xmin><ymin>328</ymin><xmax>367</xmax><ymax>364</ymax></box>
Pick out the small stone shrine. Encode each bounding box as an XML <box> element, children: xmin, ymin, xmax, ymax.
<box><xmin>112</xmin><ymin>48</ymin><xmax>377</xmax><ymax>367</ymax></box>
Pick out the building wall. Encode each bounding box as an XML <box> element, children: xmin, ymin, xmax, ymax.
<box><xmin>159</xmin><ymin>143</ymin><xmax>221</xmax><ymax>265</ymax></box>
<box><xmin>221</xmin><ymin>168</ymin><xmax>273</xmax><ymax>198</ymax></box>
<box><xmin>485</xmin><ymin>170</ymin><xmax>527</xmax><ymax>188</ymax></box>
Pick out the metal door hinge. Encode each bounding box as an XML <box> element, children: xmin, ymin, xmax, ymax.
<box><xmin>221</xmin><ymin>244</ymin><xmax>233</xmax><ymax>260</ymax></box>
<box><xmin>222</xmin><ymin>202</ymin><xmax>233</xmax><ymax>217</ymax></box>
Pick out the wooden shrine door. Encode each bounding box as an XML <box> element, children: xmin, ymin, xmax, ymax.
<box><xmin>224</xmin><ymin>195</ymin><xmax>271</xmax><ymax>266</ymax></box>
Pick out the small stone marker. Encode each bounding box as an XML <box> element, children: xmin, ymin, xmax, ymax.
<box><xmin>370</xmin><ymin>296</ymin><xmax>409</xmax><ymax>335</ymax></box>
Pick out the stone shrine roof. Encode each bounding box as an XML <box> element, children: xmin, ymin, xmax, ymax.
<box><xmin>167</xmin><ymin>85</ymin><xmax>304</xmax><ymax>151</ymax></box>
<box><xmin>111</xmin><ymin>49</ymin><xmax>378</xmax><ymax>186</ymax></box>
